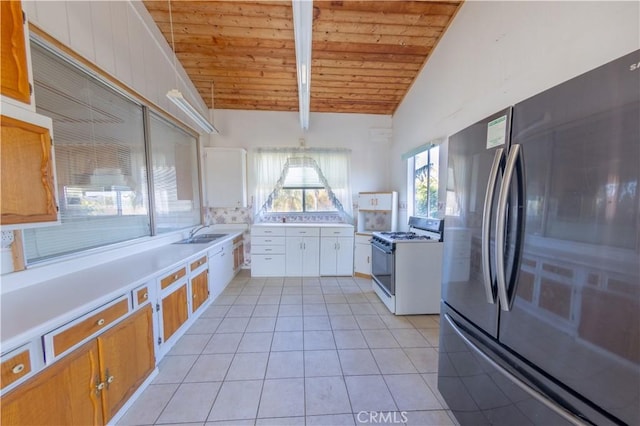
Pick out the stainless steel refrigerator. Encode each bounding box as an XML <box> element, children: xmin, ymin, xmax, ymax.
<box><xmin>438</xmin><ymin>50</ymin><xmax>639</xmax><ymax>426</ymax></box>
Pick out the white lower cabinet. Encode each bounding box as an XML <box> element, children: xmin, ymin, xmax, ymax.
<box><xmin>251</xmin><ymin>227</ymin><xmax>286</xmax><ymax>276</ymax></box>
<box><xmin>252</xmin><ymin>225</ymin><xmax>354</xmax><ymax>277</ymax></box>
<box><xmin>285</xmin><ymin>227</ymin><xmax>320</xmax><ymax>276</ymax></box>
<box><xmin>209</xmin><ymin>241</ymin><xmax>234</xmax><ymax>300</ymax></box>
<box><xmin>319</xmin><ymin>227</ymin><xmax>354</xmax><ymax>276</ymax></box>
<box><xmin>354</xmin><ymin>233</ymin><xmax>372</xmax><ymax>277</ymax></box>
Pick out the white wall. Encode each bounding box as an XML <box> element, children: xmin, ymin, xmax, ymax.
<box><xmin>392</xmin><ymin>1</ymin><xmax>640</xmax><ymax>228</ymax></box>
<box><xmin>22</xmin><ymin>0</ymin><xmax>210</xmax><ymax>136</ymax></box>
<box><xmin>206</xmin><ymin>109</ymin><xmax>394</xmax><ymax>208</ymax></box>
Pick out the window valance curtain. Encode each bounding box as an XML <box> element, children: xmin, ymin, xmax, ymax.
<box><xmin>254</xmin><ymin>147</ymin><xmax>353</xmax><ymax>221</ymax></box>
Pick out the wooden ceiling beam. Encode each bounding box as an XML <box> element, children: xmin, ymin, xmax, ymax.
<box><xmin>312</xmin><ymin>73</ymin><xmax>414</xmax><ymax>84</ymax></box>
<box><xmin>313</xmin><ymin>4</ymin><xmax>458</xmax><ymax>26</ymax></box>
<box><xmin>311</xmin><ymin>58</ymin><xmax>421</xmax><ymax>71</ymax></box>
<box><xmin>156</xmin><ymin>22</ymin><xmax>294</xmax><ymax>40</ymax></box>
<box><xmin>145</xmin><ymin>10</ymin><xmax>293</xmax><ymax>30</ymax></box>
<box><xmin>313</xmin><ymin>66</ymin><xmax>416</xmax><ymax>78</ymax></box>
<box><xmin>312</xmin><ymin>40</ymin><xmax>431</xmax><ymax>55</ymax></box>
<box><xmin>314</xmin><ymin>21</ymin><xmax>445</xmax><ymax>38</ymax></box>
<box><xmin>145</xmin><ymin>1</ymin><xmax>292</xmax><ymax>19</ymax></box>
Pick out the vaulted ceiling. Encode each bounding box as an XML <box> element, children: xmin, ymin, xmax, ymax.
<box><xmin>143</xmin><ymin>1</ymin><xmax>462</xmax><ymax>115</ymax></box>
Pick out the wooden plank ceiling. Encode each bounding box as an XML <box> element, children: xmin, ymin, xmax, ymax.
<box><xmin>143</xmin><ymin>1</ymin><xmax>462</xmax><ymax>115</ymax></box>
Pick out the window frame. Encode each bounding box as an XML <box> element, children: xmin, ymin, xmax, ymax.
<box><xmin>23</xmin><ymin>36</ymin><xmax>204</xmax><ymax>265</ymax></box>
<box><xmin>272</xmin><ymin>186</ymin><xmax>338</xmax><ymax>214</ymax></box>
<box><xmin>407</xmin><ymin>144</ymin><xmax>440</xmax><ymax>219</ymax></box>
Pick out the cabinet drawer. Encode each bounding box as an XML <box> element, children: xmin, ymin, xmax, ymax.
<box><xmin>190</xmin><ymin>255</ymin><xmax>207</xmax><ymax>271</ymax></box>
<box><xmin>160</xmin><ymin>266</ymin><xmax>187</xmax><ymax>289</ymax></box>
<box><xmin>251</xmin><ymin>236</ymin><xmax>285</xmax><ymax>246</ymax></box>
<box><xmin>133</xmin><ymin>284</ymin><xmax>150</xmax><ymax>308</ymax></box>
<box><xmin>1</xmin><ymin>348</ymin><xmax>31</xmax><ymax>390</ymax></box>
<box><xmin>251</xmin><ymin>254</ymin><xmax>285</xmax><ymax>276</ymax></box>
<box><xmin>252</xmin><ymin>244</ymin><xmax>285</xmax><ymax>255</ymax></box>
<box><xmin>321</xmin><ymin>227</ymin><xmax>353</xmax><ymax>237</ymax></box>
<box><xmin>355</xmin><ymin>233</ymin><xmax>372</xmax><ymax>244</ymax></box>
<box><xmin>285</xmin><ymin>227</ymin><xmax>320</xmax><ymax>237</ymax></box>
<box><xmin>252</xmin><ymin>227</ymin><xmax>285</xmax><ymax>237</ymax></box>
<box><xmin>48</xmin><ymin>297</ymin><xmax>130</xmax><ymax>358</ymax></box>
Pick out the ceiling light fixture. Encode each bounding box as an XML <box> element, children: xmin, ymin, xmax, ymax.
<box><xmin>165</xmin><ymin>0</ymin><xmax>218</xmax><ymax>134</ymax></box>
<box><xmin>292</xmin><ymin>0</ymin><xmax>313</xmax><ymax>131</ymax></box>
<box><xmin>167</xmin><ymin>89</ymin><xmax>218</xmax><ymax>134</ymax></box>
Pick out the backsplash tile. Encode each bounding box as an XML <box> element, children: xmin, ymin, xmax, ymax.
<box><xmin>359</xmin><ymin>211</ymin><xmax>392</xmax><ymax>232</ymax></box>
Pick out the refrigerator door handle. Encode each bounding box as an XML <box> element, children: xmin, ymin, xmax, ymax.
<box><xmin>495</xmin><ymin>144</ymin><xmax>525</xmax><ymax>311</ymax></box>
<box><xmin>481</xmin><ymin>147</ymin><xmax>504</xmax><ymax>304</ymax></box>
<box><xmin>443</xmin><ymin>314</ymin><xmax>589</xmax><ymax>426</ymax></box>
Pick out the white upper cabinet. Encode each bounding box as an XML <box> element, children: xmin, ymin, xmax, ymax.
<box><xmin>203</xmin><ymin>147</ymin><xmax>247</xmax><ymax>208</ymax></box>
<box><xmin>358</xmin><ymin>192</ymin><xmax>396</xmax><ymax>211</ymax></box>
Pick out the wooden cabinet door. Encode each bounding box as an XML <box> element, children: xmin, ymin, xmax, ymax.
<box><xmin>161</xmin><ymin>284</ymin><xmax>188</xmax><ymax>342</ymax></box>
<box><xmin>0</xmin><ymin>340</ymin><xmax>103</xmax><ymax>426</ymax></box>
<box><xmin>191</xmin><ymin>269</ymin><xmax>209</xmax><ymax>313</ymax></box>
<box><xmin>1</xmin><ymin>1</ymin><xmax>30</xmax><ymax>104</ymax></box>
<box><xmin>97</xmin><ymin>305</ymin><xmax>154</xmax><ymax>423</ymax></box>
<box><xmin>1</xmin><ymin>114</ymin><xmax>57</xmax><ymax>225</ymax></box>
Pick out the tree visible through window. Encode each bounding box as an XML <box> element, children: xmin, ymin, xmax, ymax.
<box><xmin>267</xmin><ymin>159</ymin><xmax>338</xmax><ymax>213</ymax></box>
<box><xmin>409</xmin><ymin>145</ymin><xmax>439</xmax><ymax>218</ymax></box>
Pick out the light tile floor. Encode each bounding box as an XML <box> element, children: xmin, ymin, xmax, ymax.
<box><xmin>118</xmin><ymin>271</ymin><xmax>458</xmax><ymax>426</ymax></box>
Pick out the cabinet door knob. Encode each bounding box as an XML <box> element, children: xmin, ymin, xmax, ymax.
<box><xmin>96</xmin><ymin>318</ymin><xmax>106</xmax><ymax>326</ymax></box>
<box><xmin>173</xmin><ymin>274</ymin><xmax>179</xmax><ymax>280</ymax></box>
<box><xmin>12</xmin><ymin>364</ymin><xmax>25</xmax><ymax>374</ymax></box>
<box><xmin>107</xmin><ymin>375</ymin><xmax>115</xmax><ymax>384</ymax></box>
<box><xmin>96</xmin><ymin>382</ymin><xmax>105</xmax><ymax>393</ymax></box>
<box><xmin>143</xmin><ymin>292</ymin><xmax>148</xmax><ymax>299</ymax></box>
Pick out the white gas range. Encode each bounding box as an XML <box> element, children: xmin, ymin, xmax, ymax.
<box><xmin>371</xmin><ymin>217</ymin><xmax>444</xmax><ymax>315</ymax></box>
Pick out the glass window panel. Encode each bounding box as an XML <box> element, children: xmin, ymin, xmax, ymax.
<box><xmin>24</xmin><ymin>43</ymin><xmax>150</xmax><ymax>263</ymax></box>
<box><xmin>149</xmin><ymin>113</ymin><xmax>201</xmax><ymax>233</ymax></box>
<box><xmin>410</xmin><ymin>145</ymin><xmax>439</xmax><ymax>218</ymax></box>
<box><xmin>270</xmin><ymin>189</ymin><xmax>302</xmax><ymax>212</ymax></box>
<box><xmin>304</xmin><ymin>189</ymin><xmax>337</xmax><ymax>212</ymax></box>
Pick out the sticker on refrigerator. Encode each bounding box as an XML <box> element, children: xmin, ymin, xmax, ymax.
<box><xmin>486</xmin><ymin>115</ymin><xmax>507</xmax><ymax>149</ymax></box>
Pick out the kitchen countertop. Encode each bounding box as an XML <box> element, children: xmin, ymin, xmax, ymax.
<box><xmin>0</xmin><ymin>232</ymin><xmax>241</xmax><ymax>352</ymax></box>
<box><xmin>252</xmin><ymin>223</ymin><xmax>354</xmax><ymax>228</ymax></box>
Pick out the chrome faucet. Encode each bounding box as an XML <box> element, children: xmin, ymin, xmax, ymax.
<box><xmin>189</xmin><ymin>224</ymin><xmax>210</xmax><ymax>239</ymax></box>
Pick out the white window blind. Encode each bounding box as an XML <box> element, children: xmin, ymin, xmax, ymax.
<box><xmin>24</xmin><ymin>44</ymin><xmax>150</xmax><ymax>263</ymax></box>
<box><xmin>149</xmin><ymin>113</ymin><xmax>200</xmax><ymax>233</ymax></box>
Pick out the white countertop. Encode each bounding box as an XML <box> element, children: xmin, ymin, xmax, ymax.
<box><xmin>0</xmin><ymin>232</ymin><xmax>241</xmax><ymax>352</ymax></box>
<box><xmin>252</xmin><ymin>223</ymin><xmax>354</xmax><ymax>228</ymax></box>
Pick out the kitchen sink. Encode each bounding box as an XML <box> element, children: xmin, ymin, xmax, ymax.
<box><xmin>173</xmin><ymin>233</ymin><xmax>227</xmax><ymax>244</ymax></box>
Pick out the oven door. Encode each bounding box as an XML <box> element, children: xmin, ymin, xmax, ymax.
<box><xmin>371</xmin><ymin>242</ymin><xmax>395</xmax><ymax>296</ymax></box>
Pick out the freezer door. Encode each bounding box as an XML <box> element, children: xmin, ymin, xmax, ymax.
<box><xmin>501</xmin><ymin>50</ymin><xmax>640</xmax><ymax>425</ymax></box>
<box><xmin>439</xmin><ymin>305</ymin><xmax>610</xmax><ymax>426</ymax></box>
<box><xmin>442</xmin><ymin>108</ymin><xmax>512</xmax><ymax>337</ymax></box>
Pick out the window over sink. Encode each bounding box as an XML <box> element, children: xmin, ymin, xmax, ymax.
<box><xmin>254</xmin><ymin>148</ymin><xmax>353</xmax><ymax>222</ymax></box>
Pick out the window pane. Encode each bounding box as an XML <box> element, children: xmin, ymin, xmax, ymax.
<box><xmin>414</xmin><ymin>151</ymin><xmax>430</xmax><ymax>216</ymax></box>
<box><xmin>305</xmin><ymin>189</ymin><xmax>338</xmax><ymax>212</ymax></box>
<box><xmin>24</xmin><ymin>43</ymin><xmax>150</xmax><ymax>263</ymax></box>
<box><xmin>270</xmin><ymin>189</ymin><xmax>303</xmax><ymax>212</ymax></box>
<box><xmin>149</xmin><ymin>113</ymin><xmax>201</xmax><ymax>233</ymax></box>
<box><xmin>428</xmin><ymin>145</ymin><xmax>440</xmax><ymax>216</ymax></box>
<box><xmin>412</xmin><ymin>146</ymin><xmax>439</xmax><ymax>218</ymax></box>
